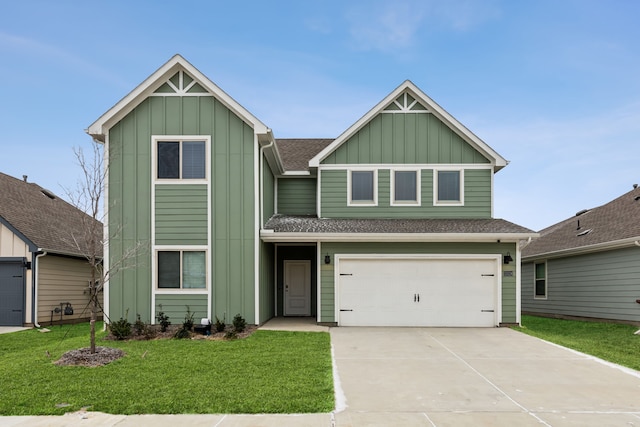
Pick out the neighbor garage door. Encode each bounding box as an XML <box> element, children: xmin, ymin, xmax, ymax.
<box><xmin>337</xmin><ymin>256</ymin><xmax>500</xmax><ymax>327</ymax></box>
<box><xmin>0</xmin><ymin>261</ymin><xmax>25</xmax><ymax>326</ymax></box>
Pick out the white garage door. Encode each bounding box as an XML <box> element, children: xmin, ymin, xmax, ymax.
<box><xmin>337</xmin><ymin>256</ymin><xmax>500</xmax><ymax>327</ymax></box>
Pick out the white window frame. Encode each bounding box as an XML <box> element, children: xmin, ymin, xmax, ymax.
<box><xmin>347</xmin><ymin>168</ymin><xmax>378</xmax><ymax>206</ymax></box>
<box><xmin>152</xmin><ymin>135</ymin><xmax>210</xmax><ymax>183</ymax></box>
<box><xmin>154</xmin><ymin>248</ymin><xmax>209</xmax><ymax>292</ymax></box>
<box><xmin>434</xmin><ymin>168</ymin><xmax>464</xmax><ymax>206</ymax></box>
<box><xmin>390</xmin><ymin>168</ymin><xmax>421</xmax><ymax>206</ymax></box>
<box><xmin>534</xmin><ymin>261</ymin><xmax>547</xmax><ymax>300</ymax></box>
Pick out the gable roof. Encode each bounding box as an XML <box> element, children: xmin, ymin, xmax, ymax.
<box><xmin>87</xmin><ymin>54</ymin><xmax>273</xmax><ymax>143</ymax></box>
<box><xmin>275</xmin><ymin>139</ymin><xmax>334</xmax><ymax>172</ymax></box>
<box><xmin>309</xmin><ymin>80</ymin><xmax>508</xmax><ymax>171</ymax></box>
<box><xmin>522</xmin><ymin>186</ymin><xmax>640</xmax><ymax>259</ymax></box>
<box><xmin>0</xmin><ymin>172</ymin><xmax>103</xmax><ymax>257</ymax></box>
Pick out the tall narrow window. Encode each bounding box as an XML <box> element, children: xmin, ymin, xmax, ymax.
<box><xmin>435</xmin><ymin>170</ymin><xmax>464</xmax><ymax>205</ymax></box>
<box><xmin>534</xmin><ymin>262</ymin><xmax>547</xmax><ymax>299</ymax></box>
<box><xmin>157</xmin><ymin>250</ymin><xmax>206</xmax><ymax>289</ymax></box>
<box><xmin>156</xmin><ymin>139</ymin><xmax>206</xmax><ymax>180</ymax></box>
<box><xmin>349</xmin><ymin>170</ymin><xmax>377</xmax><ymax>205</ymax></box>
<box><xmin>392</xmin><ymin>170</ymin><xmax>419</xmax><ymax>205</ymax></box>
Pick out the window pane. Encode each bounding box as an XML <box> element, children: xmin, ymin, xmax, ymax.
<box><xmin>438</xmin><ymin>171</ymin><xmax>460</xmax><ymax>201</ymax></box>
<box><xmin>535</xmin><ymin>279</ymin><xmax>546</xmax><ymax>297</ymax></box>
<box><xmin>535</xmin><ymin>263</ymin><xmax>546</xmax><ymax>279</ymax></box>
<box><xmin>182</xmin><ymin>141</ymin><xmax>206</xmax><ymax>179</ymax></box>
<box><xmin>158</xmin><ymin>251</ymin><xmax>180</xmax><ymax>288</ymax></box>
<box><xmin>183</xmin><ymin>251</ymin><xmax>206</xmax><ymax>289</ymax></box>
<box><xmin>157</xmin><ymin>142</ymin><xmax>180</xmax><ymax>179</ymax></box>
<box><xmin>395</xmin><ymin>171</ymin><xmax>417</xmax><ymax>201</ymax></box>
<box><xmin>352</xmin><ymin>171</ymin><xmax>374</xmax><ymax>201</ymax></box>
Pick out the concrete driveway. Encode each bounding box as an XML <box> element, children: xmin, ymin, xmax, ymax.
<box><xmin>331</xmin><ymin>327</ymin><xmax>640</xmax><ymax>427</ymax></box>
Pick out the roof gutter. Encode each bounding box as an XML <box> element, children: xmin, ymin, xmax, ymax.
<box><xmin>523</xmin><ymin>236</ymin><xmax>640</xmax><ymax>262</ymax></box>
<box><xmin>260</xmin><ymin>230</ymin><xmax>538</xmax><ymax>243</ymax></box>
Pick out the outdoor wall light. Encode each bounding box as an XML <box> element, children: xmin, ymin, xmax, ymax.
<box><xmin>503</xmin><ymin>252</ymin><xmax>513</xmax><ymax>264</ymax></box>
<box><xmin>324</xmin><ymin>254</ymin><xmax>331</xmax><ymax>264</ymax></box>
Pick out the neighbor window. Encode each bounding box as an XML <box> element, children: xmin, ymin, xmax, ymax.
<box><xmin>392</xmin><ymin>170</ymin><xmax>420</xmax><ymax>205</ymax></box>
<box><xmin>158</xmin><ymin>250</ymin><xmax>206</xmax><ymax>289</ymax></box>
<box><xmin>156</xmin><ymin>139</ymin><xmax>206</xmax><ymax>179</ymax></box>
<box><xmin>349</xmin><ymin>170</ymin><xmax>377</xmax><ymax>205</ymax></box>
<box><xmin>534</xmin><ymin>261</ymin><xmax>547</xmax><ymax>299</ymax></box>
<box><xmin>435</xmin><ymin>169</ymin><xmax>463</xmax><ymax>205</ymax></box>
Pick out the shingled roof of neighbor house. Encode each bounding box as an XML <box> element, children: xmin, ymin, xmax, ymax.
<box><xmin>264</xmin><ymin>214</ymin><xmax>535</xmax><ymax>235</ymax></box>
<box><xmin>275</xmin><ymin>139</ymin><xmax>334</xmax><ymax>172</ymax></box>
<box><xmin>0</xmin><ymin>172</ymin><xmax>103</xmax><ymax>257</ymax></box>
<box><xmin>522</xmin><ymin>185</ymin><xmax>640</xmax><ymax>258</ymax></box>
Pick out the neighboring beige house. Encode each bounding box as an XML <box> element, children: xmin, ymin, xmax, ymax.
<box><xmin>0</xmin><ymin>172</ymin><xmax>103</xmax><ymax>326</ymax></box>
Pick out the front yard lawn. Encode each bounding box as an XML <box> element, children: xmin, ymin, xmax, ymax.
<box><xmin>514</xmin><ymin>315</ymin><xmax>640</xmax><ymax>371</ymax></box>
<box><xmin>0</xmin><ymin>323</ymin><xmax>334</xmax><ymax>415</ymax></box>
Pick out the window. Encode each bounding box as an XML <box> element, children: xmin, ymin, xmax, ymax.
<box><xmin>158</xmin><ymin>251</ymin><xmax>206</xmax><ymax>289</ymax></box>
<box><xmin>156</xmin><ymin>139</ymin><xmax>206</xmax><ymax>180</ymax></box>
<box><xmin>534</xmin><ymin>262</ymin><xmax>546</xmax><ymax>299</ymax></box>
<box><xmin>435</xmin><ymin>169</ymin><xmax>464</xmax><ymax>205</ymax></box>
<box><xmin>391</xmin><ymin>170</ymin><xmax>420</xmax><ymax>206</ymax></box>
<box><xmin>348</xmin><ymin>170</ymin><xmax>377</xmax><ymax>205</ymax></box>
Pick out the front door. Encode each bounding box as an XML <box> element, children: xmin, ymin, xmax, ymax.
<box><xmin>0</xmin><ymin>261</ymin><xmax>25</xmax><ymax>326</ymax></box>
<box><xmin>284</xmin><ymin>260</ymin><xmax>311</xmax><ymax>316</ymax></box>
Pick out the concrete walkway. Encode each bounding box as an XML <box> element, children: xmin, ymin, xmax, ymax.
<box><xmin>3</xmin><ymin>321</ymin><xmax>640</xmax><ymax>426</ymax></box>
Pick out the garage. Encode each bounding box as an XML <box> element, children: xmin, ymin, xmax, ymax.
<box><xmin>0</xmin><ymin>260</ymin><xmax>25</xmax><ymax>326</ymax></box>
<box><xmin>336</xmin><ymin>255</ymin><xmax>500</xmax><ymax>327</ymax></box>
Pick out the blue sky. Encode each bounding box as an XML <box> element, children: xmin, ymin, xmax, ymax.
<box><xmin>1</xmin><ymin>0</ymin><xmax>639</xmax><ymax>231</ymax></box>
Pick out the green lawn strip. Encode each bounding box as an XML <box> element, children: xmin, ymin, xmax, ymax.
<box><xmin>0</xmin><ymin>325</ymin><xmax>334</xmax><ymax>415</ymax></box>
<box><xmin>514</xmin><ymin>315</ymin><xmax>640</xmax><ymax>371</ymax></box>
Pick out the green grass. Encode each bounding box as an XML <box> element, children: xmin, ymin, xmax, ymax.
<box><xmin>514</xmin><ymin>315</ymin><xmax>640</xmax><ymax>371</ymax></box>
<box><xmin>0</xmin><ymin>323</ymin><xmax>334</xmax><ymax>415</ymax></box>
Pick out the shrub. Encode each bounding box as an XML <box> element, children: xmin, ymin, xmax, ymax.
<box><xmin>156</xmin><ymin>305</ymin><xmax>171</xmax><ymax>332</ymax></box>
<box><xmin>110</xmin><ymin>313</ymin><xmax>132</xmax><ymax>340</ymax></box>
<box><xmin>174</xmin><ymin>328</ymin><xmax>191</xmax><ymax>339</ymax></box>
<box><xmin>182</xmin><ymin>306</ymin><xmax>195</xmax><ymax>331</ymax></box>
<box><xmin>134</xmin><ymin>314</ymin><xmax>146</xmax><ymax>335</ymax></box>
<box><xmin>214</xmin><ymin>315</ymin><xmax>226</xmax><ymax>333</ymax></box>
<box><xmin>224</xmin><ymin>330</ymin><xmax>238</xmax><ymax>340</ymax></box>
<box><xmin>232</xmin><ymin>314</ymin><xmax>246</xmax><ymax>333</ymax></box>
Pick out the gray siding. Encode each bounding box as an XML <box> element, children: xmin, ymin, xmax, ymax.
<box><xmin>522</xmin><ymin>247</ymin><xmax>640</xmax><ymax>322</ymax></box>
<box><xmin>277</xmin><ymin>178</ymin><xmax>316</xmax><ymax>215</ymax></box>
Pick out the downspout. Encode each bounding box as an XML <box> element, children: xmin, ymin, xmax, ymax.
<box><xmin>635</xmin><ymin>240</ymin><xmax>640</xmax><ymax>247</ymax></box>
<box><xmin>32</xmin><ymin>250</ymin><xmax>47</xmax><ymax>328</ymax></box>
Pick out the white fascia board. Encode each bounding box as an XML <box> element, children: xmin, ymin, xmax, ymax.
<box><xmin>308</xmin><ymin>80</ymin><xmax>508</xmax><ymax>172</ymax></box>
<box><xmin>522</xmin><ymin>236</ymin><xmax>640</xmax><ymax>262</ymax></box>
<box><xmin>280</xmin><ymin>171</ymin><xmax>312</xmax><ymax>176</ymax></box>
<box><xmin>259</xmin><ymin>231</ymin><xmax>539</xmax><ymax>243</ymax></box>
<box><xmin>87</xmin><ymin>54</ymin><xmax>271</xmax><ymax>141</ymax></box>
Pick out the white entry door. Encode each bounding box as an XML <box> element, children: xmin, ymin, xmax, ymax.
<box><xmin>284</xmin><ymin>260</ymin><xmax>311</xmax><ymax>316</ymax></box>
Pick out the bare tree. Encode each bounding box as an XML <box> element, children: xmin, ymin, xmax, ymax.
<box><xmin>65</xmin><ymin>141</ymin><xmax>147</xmax><ymax>354</ymax></box>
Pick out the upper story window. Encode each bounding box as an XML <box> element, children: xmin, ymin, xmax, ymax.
<box><xmin>348</xmin><ymin>169</ymin><xmax>377</xmax><ymax>206</ymax></box>
<box><xmin>154</xmin><ymin>137</ymin><xmax>208</xmax><ymax>180</ymax></box>
<box><xmin>158</xmin><ymin>250</ymin><xmax>206</xmax><ymax>289</ymax></box>
<box><xmin>391</xmin><ymin>169</ymin><xmax>420</xmax><ymax>206</ymax></box>
<box><xmin>434</xmin><ymin>169</ymin><xmax>464</xmax><ymax>206</ymax></box>
<box><xmin>534</xmin><ymin>261</ymin><xmax>547</xmax><ymax>299</ymax></box>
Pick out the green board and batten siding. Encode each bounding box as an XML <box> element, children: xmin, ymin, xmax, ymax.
<box><xmin>522</xmin><ymin>247</ymin><xmax>640</xmax><ymax>322</ymax></box>
<box><xmin>321</xmin><ymin>113</ymin><xmax>489</xmax><ymax>165</ymax></box>
<box><xmin>319</xmin><ymin>111</ymin><xmax>492</xmax><ymax>218</ymax></box>
<box><xmin>108</xmin><ymin>95</ymin><xmax>257</xmax><ymax>324</ymax></box>
<box><xmin>320</xmin><ymin>242</ymin><xmax>517</xmax><ymax>324</ymax></box>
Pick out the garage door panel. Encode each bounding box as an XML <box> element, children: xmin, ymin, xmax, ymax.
<box><xmin>338</xmin><ymin>257</ymin><xmax>498</xmax><ymax>327</ymax></box>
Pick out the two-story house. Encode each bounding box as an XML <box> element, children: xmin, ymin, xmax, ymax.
<box><xmin>87</xmin><ymin>55</ymin><xmax>536</xmax><ymax>327</ymax></box>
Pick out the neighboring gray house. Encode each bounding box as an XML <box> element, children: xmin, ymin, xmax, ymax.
<box><xmin>522</xmin><ymin>186</ymin><xmax>640</xmax><ymax>323</ymax></box>
<box><xmin>0</xmin><ymin>172</ymin><xmax>103</xmax><ymax>326</ymax></box>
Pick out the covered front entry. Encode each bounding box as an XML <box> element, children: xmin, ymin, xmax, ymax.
<box><xmin>336</xmin><ymin>255</ymin><xmax>501</xmax><ymax>327</ymax></box>
<box><xmin>0</xmin><ymin>259</ymin><xmax>26</xmax><ymax>326</ymax></box>
<box><xmin>276</xmin><ymin>245</ymin><xmax>316</xmax><ymax>318</ymax></box>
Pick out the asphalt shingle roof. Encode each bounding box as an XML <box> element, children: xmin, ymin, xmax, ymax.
<box><xmin>275</xmin><ymin>139</ymin><xmax>334</xmax><ymax>172</ymax></box>
<box><xmin>264</xmin><ymin>214</ymin><xmax>535</xmax><ymax>234</ymax></box>
<box><xmin>522</xmin><ymin>186</ymin><xmax>640</xmax><ymax>258</ymax></box>
<box><xmin>0</xmin><ymin>172</ymin><xmax>103</xmax><ymax>257</ymax></box>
